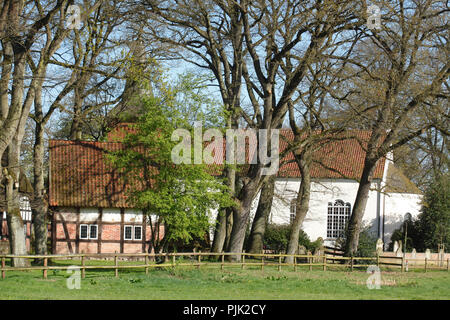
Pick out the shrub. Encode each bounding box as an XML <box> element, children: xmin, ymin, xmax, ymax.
<box><xmin>356</xmin><ymin>227</ymin><xmax>378</xmax><ymax>257</ymax></box>
<box><xmin>389</xmin><ymin>174</ymin><xmax>450</xmax><ymax>252</ymax></box>
<box><xmin>415</xmin><ymin>173</ymin><xmax>450</xmax><ymax>251</ymax></box>
<box><xmin>263</xmin><ymin>223</ymin><xmax>320</xmax><ymax>253</ymax></box>
<box><xmin>336</xmin><ymin>225</ymin><xmax>378</xmax><ymax>257</ymax></box>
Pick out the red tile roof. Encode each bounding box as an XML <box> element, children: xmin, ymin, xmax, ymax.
<box><xmin>49</xmin><ymin>140</ymin><xmax>131</xmax><ymax>208</ymax></box>
<box><xmin>277</xmin><ymin>129</ymin><xmax>386</xmax><ymax>180</ymax></box>
<box><xmin>49</xmin><ymin>129</ymin><xmax>385</xmax><ymax>207</ymax></box>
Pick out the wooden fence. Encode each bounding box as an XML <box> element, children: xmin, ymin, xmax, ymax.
<box><xmin>1</xmin><ymin>251</ymin><xmax>449</xmax><ymax>280</ymax></box>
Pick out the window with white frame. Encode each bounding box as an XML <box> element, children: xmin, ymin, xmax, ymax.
<box><xmin>124</xmin><ymin>225</ymin><xmax>142</xmax><ymax>241</ymax></box>
<box><xmin>327</xmin><ymin>200</ymin><xmax>351</xmax><ymax>239</ymax></box>
<box><xmin>124</xmin><ymin>225</ymin><xmax>132</xmax><ymax>240</ymax></box>
<box><xmin>19</xmin><ymin>196</ymin><xmax>32</xmax><ymax>221</ymax></box>
<box><xmin>290</xmin><ymin>199</ymin><xmax>297</xmax><ymax>224</ymax></box>
<box><xmin>135</xmin><ymin>226</ymin><xmax>142</xmax><ymax>240</ymax></box>
<box><xmin>90</xmin><ymin>225</ymin><xmax>97</xmax><ymax>239</ymax></box>
<box><xmin>80</xmin><ymin>224</ymin><xmax>98</xmax><ymax>239</ymax></box>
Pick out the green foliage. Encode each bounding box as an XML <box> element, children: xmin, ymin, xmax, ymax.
<box><xmin>388</xmin><ymin>217</ymin><xmax>420</xmax><ymax>252</ymax></box>
<box><xmin>355</xmin><ymin>227</ymin><xmax>378</xmax><ymax>257</ymax></box>
<box><xmin>119</xmin><ymin>71</ymin><xmax>226</xmax><ymax>129</ymax></box>
<box><xmin>262</xmin><ymin>224</ymin><xmax>290</xmax><ymax>252</ymax></box>
<box><xmin>389</xmin><ymin>174</ymin><xmax>449</xmax><ymax>252</ymax></box>
<box><xmin>266</xmin><ymin>275</ymin><xmax>288</xmax><ymax>281</ymax></box>
<box><xmin>129</xmin><ymin>278</ymin><xmax>143</xmax><ymax>284</ymax></box>
<box><xmin>169</xmin><ymin>72</ymin><xmax>225</xmax><ymax>128</ymax></box>
<box><xmin>263</xmin><ymin>224</ymin><xmax>320</xmax><ymax>253</ymax></box>
<box><xmin>414</xmin><ymin>174</ymin><xmax>449</xmax><ymax>251</ymax></box>
<box><xmin>337</xmin><ymin>225</ymin><xmax>378</xmax><ymax>257</ymax></box>
<box><xmin>109</xmin><ymin>94</ymin><xmax>232</xmax><ymax>248</ymax></box>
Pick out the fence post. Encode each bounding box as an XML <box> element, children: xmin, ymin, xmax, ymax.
<box><xmin>323</xmin><ymin>254</ymin><xmax>327</xmax><ymax>271</ymax></box>
<box><xmin>197</xmin><ymin>250</ymin><xmax>201</xmax><ymax>269</ymax></box>
<box><xmin>114</xmin><ymin>254</ymin><xmax>118</xmax><ymax>278</ymax></box>
<box><xmin>376</xmin><ymin>253</ymin><xmax>380</xmax><ymax>267</ymax></box>
<box><xmin>145</xmin><ymin>254</ymin><xmax>148</xmax><ymax>275</ymax></box>
<box><xmin>261</xmin><ymin>255</ymin><xmax>264</xmax><ymax>271</ymax></box>
<box><xmin>401</xmin><ymin>256</ymin><xmax>404</xmax><ymax>273</ymax></box>
<box><xmin>221</xmin><ymin>253</ymin><xmax>224</xmax><ymax>270</ymax></box>
<box><xmin>172</xmin><ymin>254</ymin><xmax>175</xmax><ymax>268</ymax></box>
<box><xmin>1</xmin><ymin>256</ymin><xmax>5</xmax><ymax>279</ymax></box>
<box><xmin>308</xmin><ymin>252</ymin><xmax>312</xmax><ymax>271</ymax></box>
<box><xmin>447</xmin><ymin>258</ymin><xmax>449</xmax><ymax>272</ymax></box>
<box><xmin>308</xmin><ymin>252</ymin><xmax>313</xmax><ymax>271</ymax></box>
<box><xmin>294</xmin><ymin>255</ymin><xmax>297</xmax><ymax>272</ymax></box>
<box><xmin>43</xmin><ymin>257</ymin><xmax>48</xmax><ymax>279</ymax></box>
<box><xmin>241</xmin><ymin>251</ymin><xmax>245</xmax><ymax>270</ymax></box>
<box><xmin>425</xmin><ymin>258</ymin><xmax>428</xmax><ymax>273</ymax></box>
<box><xmin>350</xmin><ymin>256</ymin><xmax>354</xmax><ymax>272</ymax></box>
<box><xmin>278</xmin><ymin>254</ymin><xmax>281</xmax><ymax>272</ymax></box>
<box><xmin>81</xmin><ymin>255</ymin><xmax>85</xmax><ymax>279</ymax></box>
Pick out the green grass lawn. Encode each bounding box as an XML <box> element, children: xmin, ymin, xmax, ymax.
<box><xmin>0</xmin><ymin>259</ymin><xmax>449</xmax><ymax>300</ymax></box>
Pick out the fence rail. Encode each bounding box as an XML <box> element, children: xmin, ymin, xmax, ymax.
<box><xmin>1</xmin><ymin>252</ymin><xmax>448</xmax><ymax>280</ymax></box>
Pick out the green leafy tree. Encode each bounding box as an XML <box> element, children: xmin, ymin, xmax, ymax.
<box><xmin>416</xmin><ymin>174</ymin><xmax>450</xmax><ymax>251</ymax></box>
<box><xmin>390</xmin><ymin>174</ymin><xmax>449</xmax><ymax>252</ymax></box>
<box><xmin>109</xmin><ymin>95</ymin><xmax>232</xmax><ymax>255</ymax></box>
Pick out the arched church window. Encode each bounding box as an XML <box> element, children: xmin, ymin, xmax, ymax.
<box><xmin>404</xmin><ymin>212</ymin><xmax>412</xmax><ymax>222</ymax></box>
<box><xmin>327</xmin><ymin>200</ymin><xmax>351</xmax><ymax>238</ymax></box>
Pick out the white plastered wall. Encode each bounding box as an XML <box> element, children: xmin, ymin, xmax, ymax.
<box><xmin>263</xmin><ymin>178</ymin><xmax>382</xmax><ymax>246</ymax></box>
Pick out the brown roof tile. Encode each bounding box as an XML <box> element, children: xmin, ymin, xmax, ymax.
<box><xmin>49</xmin><ymin>129</ymin><xmax>386</xmax><ymax>207</ymax></box>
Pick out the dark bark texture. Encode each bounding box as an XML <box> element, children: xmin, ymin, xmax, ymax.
<box><xmin>247</xmin><ymin>175</ymin><xmax>275</xmax><ymax>254</ymax></box>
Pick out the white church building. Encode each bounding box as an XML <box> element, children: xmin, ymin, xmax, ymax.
<box><xmin>247</xmin><ymin>131</ymin><xmax>423</xmax><ymax>250</ymax></box>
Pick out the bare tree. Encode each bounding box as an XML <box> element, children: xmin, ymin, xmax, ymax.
<box><xmin>225</xmin><ymin>0</ymin><xmax>362</xmax><ymax>260</ymax></box>
<box><xmin>28</xmin><ymin>0</ymin><xmax>108</xmax><ymax>261</ymax></box>
<box><xmin>331</xmin><ymin>0</ymin><xmax>450</xmax><ymax>256</ymax></box>
<box><xmin>49</xmin><ymin>1</ymin><xmax>132</xmax><ymax>141</ymax></box>
<box><xmin>139</xmin><ymin>0</ymin><xmax>365</xmax><ymax>259</ymax></box>
<box><xmin>138</xmin><ymin>0</ymin><xmax>247</xmax><ymax>253</ymax></box>
<box><xmin>0</xmin><ymin>0</ymin><xmax>69</xmax><ymax>266</ymax></box>
<box><xmin>394</xmin><ymin>110</ymin><xmax>449</xmax><ymax>188</ymax></box>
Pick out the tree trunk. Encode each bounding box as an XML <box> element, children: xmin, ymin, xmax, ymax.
<box><xmin>32</xmin><ymin>121</ymin><xmax>48</xmax><ymax>262</ymax></box>
<box><xmin>0</xmin><ymin>41</ymin><xmax>12</xmax><ymax>121</ymax></box>
<box><xmin>227</xmin><ymin>181</ymin><xmax>259</xmax><ymax>261</ymax></box>
<box><xmin>227</xmin><ymin>207</ymin><xmax>250</xmax><ymax>261</ymax></box>
<box><xmin>224</xmin><ymin>208</ymin><xmax>233</xmax><ymax>251</ymax></box>
<box><xmin>6</xmin><ymin>143</ymin><xmax>29</xmax><ymax>267</ymax></box>
<box><xmin>344</xmin><ymin>158</ymin><xmax>377</xmax><ymax>256</ymax></box>
<box><xmin>211</xmin><ymin>165</ymin><xmax>236</xmax><ymax>253</ymax></box>
<box><xmin>211</xmin><ymin>193</ymin><xmax>234</xmax><ymax>256</ymax></box>
<box><xmin>285</xmin><ymin>158</ymin><xmax>311</xmax><ymax>263</ymax></box>
<box><xmin>211</xmin><ymin>208</ymin><xmax>227</xmax><ymax>253</ymax></box>
<box><xmin>70</xmin><ymin>111</ymin><xmax>83</xmax><ymax>140</ymax></box>
<box><xmin>247</xmin><ymin>175</ymin><xmax>275</xmax><ymax>254</ymax></box>
<box><xmin>0</xmin><ymin>43</ymin><xmax>26</xmax><ymax>161</ymax></box>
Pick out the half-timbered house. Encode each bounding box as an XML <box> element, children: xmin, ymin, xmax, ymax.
<box><xmin>48</xmin><ymin>125</ymin><xmax>423</xmax><ymax>253</ymax></box>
